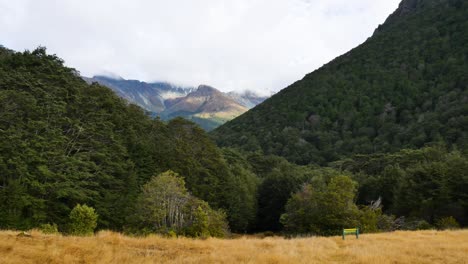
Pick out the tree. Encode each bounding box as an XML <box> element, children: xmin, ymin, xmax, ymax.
<box><xmin>133</xmin><ymin>170</ymin><xmax>189</xmax><ymax>233</ymax></box>
<box><xmin>130</xmin><ymin>170</ymin><xmax>229</xmax><ymax>237</ymax></box>
<box><xmin>68</xmin><ymin>204</ymin><xmax>98</xmax><ymax>236</ymax></box>
<box><xmin>281</xmin><ymin>175</ymin><xmax>360</xmax><ymax>236</ymax></box>
<box><xmin>221</xmin><ymin>148</ymin><xmax>259</xmax><ymax>233</ymax></box>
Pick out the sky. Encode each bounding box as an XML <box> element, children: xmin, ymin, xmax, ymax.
<box><xmin>0</xmin><ymin>0</ymin><xmax>401</xmax><ymax>95</ymax></box>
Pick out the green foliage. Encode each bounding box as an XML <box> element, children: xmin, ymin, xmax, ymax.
<box><xmin>359</xmin><ymin>207</ymin><xmax>381</xmax><ymax>234</ymax></box>
<box><xmin>68</xmin><ymin>204</ymin><xmax>98</xmax><ymax>236</ymax></box>
<box><xmin>377</xmin><ymin>214</ymin><xmax>397</xmax><ymax>232</ymax></box>
<box><xmin>184</xmin><ymin>203</ymin><xmax>229</xmax><ymax>238</ymax></box>
<box><xmin>435</xmin><ymin>216</ymin><xmax>460</xmax><ymax>230</ymax></box>
<box><xmin>252</xmin><ymin>155</ymin><xmax>312</xmax><ymax>231</ymax></box>
<box><xmin>341</xmin><ymin>146</ymin><xmax>468</xmax><ymax>226</ymax></box>
<box><xmin>281</xmin><ymin>175</ymin><xmax>360</xmax><ymax>236</ymax></box>
<box><xmin>0</xmin><ymin>46</ymin><xmax>244</xmax><ymax>232</ymax></box>
<box><xmin>213</xmin><ymin>0</ymin><xmax>468</xmax><ymax>165</ymax></box>
<box><xmin>39</xmin><ymin>223</ymin><xmax>59</xmax><ymax>234</ymax></box>
<box><xmin>130</xmin><ymin>171</ymin><xmax>229</xmax><ymax>237</ymax></box>
<box><xmin>187</xmin><ymin>206</ymin><xmax>210</xmax><ymax>238</ymax></box>
<box><xmin>166</xmin><ymin>230</ymin><xmax>177</xmax><ymax>238</ymax></box>
<box><xmin>221</xmin><ymin>148</ymin><xmax>259</xmax><ymax>232</ymax></box>
<box><xmin>401</xmin><ymin>218</ymin><xmax>434</xmax><ymax>231</ymax></box>
<box><xmin>131</xmin><ymin>171</ymin><xmax>189</xmax><ymax>232</ymax></box>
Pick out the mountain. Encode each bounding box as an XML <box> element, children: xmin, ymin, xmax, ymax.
<box><xmin>212</xmin><ymin>0</ymin><xmax>468</xmax><ymax>165</ymax></box>
<box><xmin>226</xmin><ymin>91</ymin><xmax>269</xmax><ymax>109</ymax></box>
<box><xmin>83</xmin><ymin>75</ymin><xmax>195</xmax><ymax>113</ymax></box>
<box><xmin>162</xmin><ymin>85</ymin><xmax>249</xmax><ymax>130</ymax></box>
<box><xmin>84</xmin><ymin>76</ymin><xmax>268</xmax><ymax>130</ymax></box>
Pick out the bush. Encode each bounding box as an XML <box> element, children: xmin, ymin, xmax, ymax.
<box><xmin>39</xmin><ymin>223</ymin><xmax>59</xmax><ymax>234</ymax></box>
<box><xmin>435</xmin><ymin>216</ymin><xmax>460</xmax><ymax>230</ymax></box>
<box><xmin>185</xmin><ymin>206</ymin><xmax>210</xmax><ymax>238</ymax></box>
<box><xmin>359</xmin><ymin>207</ymin><xmax>381</xmax><ymax>233</ymax></box>
<box><xmin>415</xmin><ymin>220</ymin><xmax>433</xmax><ymax>230</ymax></box>
<box><xmin>377</xmin><ymin>214</ymin><xmax>397</xmax><ymax>232</ymax></box>
<box><xmin>68</xmin><ymin>204</ymin><xmax>98</xmax><ymax>236</ymax></box>
<box><xmin>401</xmin><ymin>218</ymin><xmax>433</xmax><ymax>230</ymax></box>
<box><xmin>166</xmin><ymin>230</ymin><xmax>177</xmax><ymax>238</ymax></box>
<box><xmin>184</xmin><ymin>201</ymin><xmax>229</xmax><ymax>238</ymax></box>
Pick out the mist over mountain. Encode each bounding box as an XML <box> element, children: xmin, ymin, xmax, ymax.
<box><xmin>84</xmin><ymin>75</ymin><xmax>268</xmax><ymax>130</ymax></box>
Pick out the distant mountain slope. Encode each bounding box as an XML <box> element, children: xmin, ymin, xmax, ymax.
<box><xmin>83</xmin><ymin>76</ymin><xmax>194</xmax><ymax>113</ymax></box>
<box><xmin>85</xmin><ymin>76</ymin><xmax>268</xmax><ymax>130</ymax></box>
<box><xmin>212</xmin><ymin>0</ymin><xmax>468</xmax><ymax>165</ymax></box>
<box><xmin>162</xmin><ymin>85</ymin><xmax>248</xmax><ymax>130</ymax></box>
<box><xmin>226</xmin><ymin>91</ymin><xmax>268</xmax><ymax>109</ymax></box>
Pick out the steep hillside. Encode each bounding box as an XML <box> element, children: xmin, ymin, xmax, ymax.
<box><xmin>162</xmin><ymin>85</ymin><xmax>248</xmax><ymax>130</ymax></box>
<box><xmin>213</xmin><ymin>0</ymin><xmax>468</xmax><ymax>165</ymax></box>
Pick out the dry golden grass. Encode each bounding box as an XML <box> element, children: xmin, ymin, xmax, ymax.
<box><xmin>0</xmin><ymin>229</ymin><xmax>467</xmax><ymax>264</ymax></box>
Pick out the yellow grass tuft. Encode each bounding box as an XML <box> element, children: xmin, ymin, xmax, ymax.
<box><xmin>0</xmin><ymin>229</ymin><xmax>467</xmax><ymax>263</ymax></box>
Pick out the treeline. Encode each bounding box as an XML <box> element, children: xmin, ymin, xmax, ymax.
<box><xmin>225</xmin><ymin>146</ymin><xmax>467</xmax><ymax>234</ymax></box>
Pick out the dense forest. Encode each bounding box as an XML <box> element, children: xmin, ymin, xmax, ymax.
<box><xmin>0</xmin><ymin>46</ymin><xmax>255</xmax><ymax>235</ymax></box>
<box><xmin>212</xmin><ymin>0</ymin><xmax>468</xmax><ymax>165</ymax></box>
<box><xmin>0</xmin><ymin>0</ymin><xmax>467</xmax><ymax>237</ymax></box>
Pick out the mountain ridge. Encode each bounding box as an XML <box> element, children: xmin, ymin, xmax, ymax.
<box><xmin>84</xmin><ymin>75</ymin><xmax>268</xmax><ymax>130</ymax></box>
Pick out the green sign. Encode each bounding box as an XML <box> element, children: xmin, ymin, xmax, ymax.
<box><xmin>342</xmin><ymin>228</ymin><xmax>359</xmax><ymax>240</ymax></box>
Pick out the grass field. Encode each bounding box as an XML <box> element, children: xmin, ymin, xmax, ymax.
<box><xmin>0</xmin><ymin>229</ymin><xmax>467</xmax><ymax>263</ymax></box>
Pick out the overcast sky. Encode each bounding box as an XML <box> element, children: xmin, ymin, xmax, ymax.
<box><xmin>0</xmin><ymin>0</ymin><xmax>400</xmax><ymax>95</ymax></box>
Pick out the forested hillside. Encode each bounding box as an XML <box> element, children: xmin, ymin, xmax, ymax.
<box><xmin>0</xmin><ymin>47</ymin><xmax>256</xmax><ymax>234</ymax></box>
<box><xmin>212</xmin><ymin>0</ymin><xmax>468</xmax><ymax>165</ymax></box>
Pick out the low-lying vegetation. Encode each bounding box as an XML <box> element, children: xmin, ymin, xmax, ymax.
<box><xmin>0</xmin><ymin>229</ymin><xmax>467</xmax><ymax>263</ymax></box>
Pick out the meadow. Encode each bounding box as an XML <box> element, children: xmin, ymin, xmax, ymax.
<box><xmin>0</xmin><ymin>229</ymin><xmax>467</xmax><ymax>264</ymax></box>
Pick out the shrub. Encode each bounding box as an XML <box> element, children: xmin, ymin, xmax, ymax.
<box><xmin>185</xmin><ymin>206</ymin><xmax>210</xmax><ymax>238</ymax></box>
<box><xmin>359</xmin><ymin>207</ymin><xmax>381</xmax><ymax>233</ymax></box>
<box><xmin>39</xmin><ymin>223</ymin><xmax>59</xmax><ymax>234</ymax></box>
<box><xmin>401</xmin><ymin>218</ymin><xmax>433</xmax><ymax>230</ymax></box>
<box><xmin>262</xmin><ymin>231</ymin><xmax>275</xmax><ymax>237</ymax></box>
<box><xmin>377</xmin><ymin>214</ymin><xmax>397</xmax><ymax>232</ymax></box>
<box><xmin>68</xmin><ymin>204</ymin><xmax>98</xmax><ymax>236</ymax></box>
<box><xmin>415</xmin><ymin>220</ymin><xmax>433</xmax><ymax>230</ymax></box>
<box><xmin>184</xmin><ymin>201</ymin><xmax>229</xmax><ymax>238</ymax></box>
<box><xmin>166</xmin><ymin>230</ymin><xmax>177</xmax><ymax>238</ymax></box>
<box><xmin>435</xmin><ymin>216</ymin><xmax>460</xmax><ymax>230</ymax></box>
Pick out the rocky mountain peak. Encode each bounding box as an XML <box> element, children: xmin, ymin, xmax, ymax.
<box><xmin>194</xmin><ymin>85</ymin><xmax>222</xmax><ymax>96</ymax></box>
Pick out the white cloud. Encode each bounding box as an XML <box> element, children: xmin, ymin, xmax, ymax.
<box><xmin>0</xmin><ymin>0</ymin><xmax>400</xmax><ymax>95</ymax></box>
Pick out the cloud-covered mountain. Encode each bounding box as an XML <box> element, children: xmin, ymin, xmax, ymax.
<box><xmin>84</xmin><ymin>75</ymin><xmax>268</xmax><ymax>130</ymax></box>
